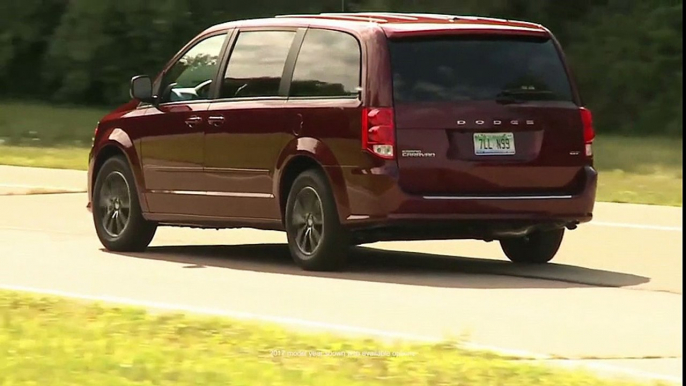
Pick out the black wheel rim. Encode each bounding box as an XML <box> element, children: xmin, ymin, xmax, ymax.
<box><xmin>291</xmin><ymin>186</ymin><xmax>324</xmax><ymax>257</ymax></box>
<box><xmin>98</xmin><ymin>171</ymin><xmax>131</xmax><ymax>238</ymax></box>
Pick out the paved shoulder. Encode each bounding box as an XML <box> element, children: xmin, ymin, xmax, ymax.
<box><xmin>0</xmin><ymin>166</ymin><xmax>86</xmax><ymax>194</ymax></box>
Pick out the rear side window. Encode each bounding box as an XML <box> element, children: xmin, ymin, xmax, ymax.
<box><xmin>221</xmin><ymin>31</ymin><xmax>296</xmax><ymax>99</ymax></box>
<box><xmin>388</xmin><ymin>36</ymin><xmax>574</xmax><ymax>103</ymax></box>
<box><xmin>290</xmin><ymin>29</ymin><xmax>361</xmax><ymax>98</ymax></box>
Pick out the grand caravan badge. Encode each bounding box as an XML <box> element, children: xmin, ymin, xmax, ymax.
<box><xmin>401</xmin><ymin>150</ymin><xmax>437</xmax><ymax>158</ymax></box>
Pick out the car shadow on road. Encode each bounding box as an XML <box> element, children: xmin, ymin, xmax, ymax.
<box><xmin>106</xmin><ymin>243</ymin><xmax>650</xmax><ymax>290</ymax></box>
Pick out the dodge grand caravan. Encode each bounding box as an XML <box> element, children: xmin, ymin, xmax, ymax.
<box><xmin>87</xmin><ymin>12</ymin><xmax>598</xmax><ymax>271</ymax></box>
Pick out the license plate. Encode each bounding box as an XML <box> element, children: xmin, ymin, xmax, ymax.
<box><xmin>473</xmin><ymin>133</ymin><xmax>515</xmax><ymax>155</ymax></box>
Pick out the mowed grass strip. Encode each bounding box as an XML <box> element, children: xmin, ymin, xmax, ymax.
<box><xmin>0</xmin><ymin>100</ymin><xmax>107</xmax><ymax>146</ymax></box>
<box><xmin>0</xmin><ymin>145</ymin><xmax>88</xmax><ymax>171</ymax></box>
<box><xmin>0</xmin><ymin>290</ymin><xmax>669</xmax><ymax>386</ymax></box>
<box><xmin>592</xmin><ymin>136</ymin><xmax>682</xmax><ymax>206</ymax></box>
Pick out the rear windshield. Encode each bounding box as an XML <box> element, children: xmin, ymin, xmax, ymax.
<box><xmin>388</xmin><ymin>36</ymin><xmax>574</xmax><ymax>103</ymax></box>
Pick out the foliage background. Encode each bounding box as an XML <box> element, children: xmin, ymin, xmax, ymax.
<box><xmin>0</xmin><ymin>0</ymin><xmax>682</xmax><ymax>136</ymax></box>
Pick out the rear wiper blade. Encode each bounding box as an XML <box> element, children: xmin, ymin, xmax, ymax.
<box><xmin>495</xmin><ymin>89</ymin><xmax>555</xmax><ymax>105</ymax></box>
<box><xmin>495</xmin><ymin>94</ymin><xmax>524</xmax><ymax>105</ymax></box>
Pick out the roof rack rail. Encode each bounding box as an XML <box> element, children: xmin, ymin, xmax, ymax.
<box><xmin>276</xmin><ymin>13</ymin><xmax>388</xmax><ymax>23</ymax></box>
<box><xmin>403</xmin><ymin>13</ymin><xmax>461</xmax><ymax>20</ymax></box>
<box><xmin>274</xmin><ymin>12</ymin><xmax>543</xmax><ymax>29</ymax></box>
<box><xmin>455</xmin><ymin>15</ymin><xmax>543</xmax><ymax>27</ymax></box>
<box><xmin>454</xmin><ymin>15</ymin><xmax>506</xmax><ymax>22</ymax></box>
<box><xmin>322</xmin><ymin>12</ymin><xmax>419</xmax><ymax>22</ymax></box>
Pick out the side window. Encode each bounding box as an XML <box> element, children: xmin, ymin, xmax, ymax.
<box><xmin>290</xmin><ymin>29</ymin><xmax>361</xmax><ymax>98</ymax></box>
<box><xmin>221</xmin><ymin>30</ymin><xmax>296</xmax><ymax>99</ymax></box>
<box><xmin>159</xmin><ymin>34</ymin><xmax>227</xmax><ymax>104</ymax></box>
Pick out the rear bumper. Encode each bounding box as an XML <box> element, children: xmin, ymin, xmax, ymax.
<box><xmin>341</xmin><ymin>165</ymin><xmax>597</xmax><ymax>241</ymax></box>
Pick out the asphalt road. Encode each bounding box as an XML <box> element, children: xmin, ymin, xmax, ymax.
<box><xmin>0</xmin><ymin>166</ymin><xmax>682</xmax><ymax>383</ymax></box>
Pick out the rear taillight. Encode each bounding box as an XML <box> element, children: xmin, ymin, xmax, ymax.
<box><xmin>362</xmin><ymin>107</ymin><xmax>395</xmax><ymax>159</ymax></box>
<box><xmin>580</xmin><ymin>107</ymin><xmax>595</xmax><ymax>157</ymax></box>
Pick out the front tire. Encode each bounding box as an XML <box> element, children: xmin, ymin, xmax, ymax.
<box><xmin>285</xmin><ymin>169</ymin><xmax>348</xmax><ymax>271</ymax></box>
<box><xmin>92</xmin><ymin>156</ymin><xmax>157</xmax><ymax>252</ymax></box>
<box><xmin>500</xmin><ymin>228</ymin><xmax>565</xmax><ymax>264</ymax></box>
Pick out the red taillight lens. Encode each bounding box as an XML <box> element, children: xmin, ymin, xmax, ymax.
<box><xmin>580</xmin><ymin>107</ymin><xmax>595</xmax><ymax>143</ymax></box>
<box><xmin>580</xmin><ymin>107</ymin><xmax>595</xmax><ymax>157</ymax></box>
<box><xmin>362</xmin><ymin>108</ymin><xmax>395</xmax><ymax>159</ymax></box>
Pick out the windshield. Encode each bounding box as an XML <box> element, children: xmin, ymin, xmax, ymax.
<box><xmin>388</xmin><ymin>35</ymin><xmax>574</xmax><ymax>103</ymax></box>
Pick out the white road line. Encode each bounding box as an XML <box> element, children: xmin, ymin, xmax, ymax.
<box><xmin>0</xmin><ymin>284</ymin><xmax>680</xmax><ymax>384</ymax></box>
<box><xmin>590</xmin><ymin>221</ymin><xmax>682</xmax><ymax>232</ymax></box>
<box><xmin>0</xmin><ymin>183</ymin><xmax>85</xmax><ymax>191</ymax></box>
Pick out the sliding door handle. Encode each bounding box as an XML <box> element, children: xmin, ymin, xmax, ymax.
<box><xmin>185</xmin><ymin>115</ymin><xmax>203</xmax><ymax>127</ymax></box>
<box><xmin>208</xmin><ymin>115</ymin><xmax>225</xmax><ymax>127</ymax></box>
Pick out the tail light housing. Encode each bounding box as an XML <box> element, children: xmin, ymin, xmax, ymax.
<box><xmin>362</xmin><ymin>107</ymin><xmax>395</xmax><ymax>159</ymax></box>
<box><xmin>580</xmin><ymin>107</ymin><xmax>595</xmax><ymax>157</ymax></box>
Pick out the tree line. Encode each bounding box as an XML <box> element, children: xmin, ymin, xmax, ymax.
<box><xmin>0</xmin><ymin>0</ymin><xmax>682</xmax><ymax>136</ymax></box>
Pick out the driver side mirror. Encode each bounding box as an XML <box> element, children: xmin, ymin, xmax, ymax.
<box><xmin>130</xmin><ymin>75</ymin><xmax>155</xmax><ymax>104</ymax></box>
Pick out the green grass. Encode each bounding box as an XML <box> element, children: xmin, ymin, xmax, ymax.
<box><xmin>0</xmin><ymin>101</ymin><xmax>682</xmax><ymax>206</ymax></box>
<box><xmin>0</xmin><ymin>145</ymin><xmax>88</xmax><ymax>170</ymax></box>
<box><xmin>0</xmin><ymin>101</ymin><xmax>108</xmax><ymax>147</ymax></box>
<box><xmin>0</xmin><ymin>290</ymin><xmax>669</xmax><ymax>386</ymax></box>
<box><xmin>593</xmin><ymin>136</ymin><xmax>682</xmax><ymax>206</ymax></box>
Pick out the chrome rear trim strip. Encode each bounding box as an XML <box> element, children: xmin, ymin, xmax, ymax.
<box><xmin>423</xmin><ymin>195</ymin><xmax>573</xmax><ymax>200</ymax></box>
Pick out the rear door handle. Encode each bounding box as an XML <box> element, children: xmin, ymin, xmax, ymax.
<box><xmin>185</xmin><ymin>115</ymin><xmax>203</xmax><ymax>127</ymax></box>
<box><xmin>208</xmin><ymin>115</ymin><xmax>225</xmax><ymax>127</ymax></box>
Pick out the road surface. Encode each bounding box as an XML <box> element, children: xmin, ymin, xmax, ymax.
<box><xmin>0</xmin><ymin>166</ymin><xmax>682</xmax><ymax>383</ymax></box>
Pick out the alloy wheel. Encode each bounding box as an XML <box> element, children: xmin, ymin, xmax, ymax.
<box><xmin>291</xmin><ymin>186</ymin><xmax>324</xmax><ymax>257</ymax></box>
<box><xmin>98</xmin><ymin>171</ymin><xmax>131</xmax><ymax>237</ymax></box>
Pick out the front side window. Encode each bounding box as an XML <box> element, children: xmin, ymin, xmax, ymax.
<box><xmin>221</xmin><ymin>30</ymin><xmax>296</xmax><ymax>99</ymax></box>
<box><xmin>159</xmin><ymin>34</ymin><xmax>227</xmax><ymax>104</ymax></box>
<box><xmin>290</xmin><ymin>29</ymin><xmax>361</xmax><ymax>98</ymax></box>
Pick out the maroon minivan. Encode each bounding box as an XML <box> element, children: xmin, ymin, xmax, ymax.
<box><xmin>87</xmin><ymin>12</ymin><xmax>597</xmax><ymax>271</ymax></box>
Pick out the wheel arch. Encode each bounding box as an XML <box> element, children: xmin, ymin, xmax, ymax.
<box><xmin>90</xmin><ymin>128</ymin><xmax>148</xmax><ymax>213</ymax></box>
<box><xmin>274</xmin><ymin>137</ymin><xmax>351</xmax><ymax>225</ymax></box>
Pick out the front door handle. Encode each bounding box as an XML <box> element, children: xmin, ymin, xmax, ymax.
<box><xmin>185</xmin><ymin>115</ymin><xmax>203</xmax><ymax>127</ymax></box>
<box><xmin>208</xmin><ymin>115</ymin><xmax>225</xmax><ymax>127</ymax></box>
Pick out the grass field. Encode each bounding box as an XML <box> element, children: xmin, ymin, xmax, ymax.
<box><xmin>0</xmin><ymin>101</ymin><xmax>682</xmax><ymax>206</ymax></box>
<box><xmin>0</xmin><ymin>101</ymin><xmax>107</xmax><ymax>146</ymax></box>
<box><xmin>0</xmin><ymin>145</ymin><xmax>89</xmax><ymax>170</ymax></box>
<box><xmin>0</xmin><ymin>290</ymin><xmax>669</xmax><ymax>386</ymax></box>
<box><xmin>593</xmin><ymin>136</ymin><xmax>682</xmax><ymax>206</ymax></box>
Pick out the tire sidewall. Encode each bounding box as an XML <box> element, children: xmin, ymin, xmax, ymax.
<box><xmin>500</xmin><ymin>228</ymin><xmax>565</xmax><ymax>264</ymax></box>
<box><xmin>285</xmin><ymin>169</ymin><xmax>346</xmax><ymax>270</ymax></box>
<box><xmin>92</xmin><ymin>156</ymin><xmax>145</xmax><ymax>247</ymax></box>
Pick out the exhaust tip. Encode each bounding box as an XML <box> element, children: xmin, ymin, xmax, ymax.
<box><xmin>566</xmin><ymin>222</ymin><xmax>578</xmax><ymax>230</ymax></box>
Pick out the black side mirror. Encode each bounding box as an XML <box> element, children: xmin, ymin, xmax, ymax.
<box><xmin>130</xmin><ymin>75</ymin><xmax>155</xmax><ymax>104</ymax></box>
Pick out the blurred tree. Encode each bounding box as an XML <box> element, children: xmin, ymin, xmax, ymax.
<box><xmin>0</xmin><ymin>0</ymin><xmax>681</xmax><ymax>137</ymax></box>
<box><xmin>0</xmin><ymin>0</ymin><xmax>67</xmax><ymax>96</ymax></box>
<box><xmin>566</xmin><ymin>0</ymin><xmax>683</xmax><ymax>136</ymax></box>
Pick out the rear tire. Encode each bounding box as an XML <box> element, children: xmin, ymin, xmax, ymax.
<box><xmin>285</xmin><ymin>169</ymin><xmax>348</xmax><ymax>271</ymax></box>
<box><xmin>92</xmin><ymin>156</ymin><xmax>157</xmax><ymax>252</ymax></box>
<box><xmin>500</xmin><ymin>228</ymin><xmax>565</xmax><ymax>264</ymax></box>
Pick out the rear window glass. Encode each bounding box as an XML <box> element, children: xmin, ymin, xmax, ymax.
<box><xmin>388</xmin><ymin>36</ymin><xmax>574</xmax><ymax>103</ymax></box>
